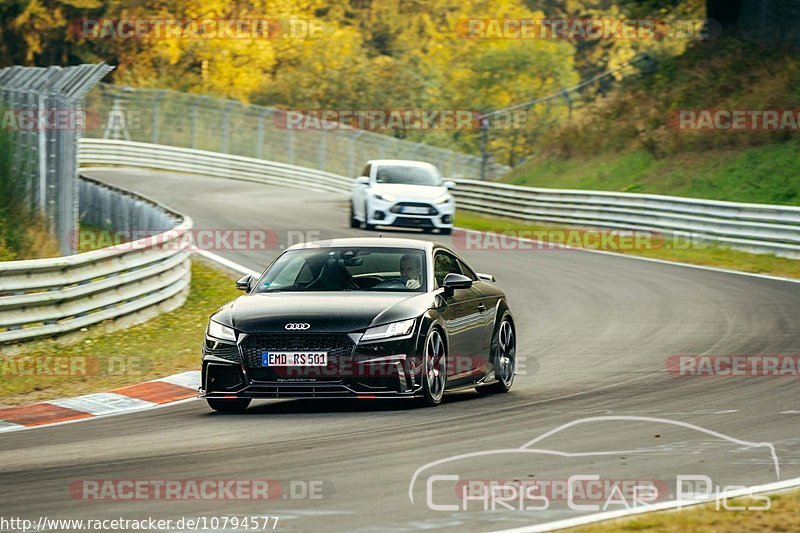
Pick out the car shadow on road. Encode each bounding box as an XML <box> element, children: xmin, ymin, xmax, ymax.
<box><xmin>207</xmin><ymin>390</ymin><xmax>485</xmax><ymax>416</ymax></box>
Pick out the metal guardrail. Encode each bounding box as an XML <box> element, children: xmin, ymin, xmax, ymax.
<box><xmin>78</xmin><ymin>138</ymin><xmax>800</xmax><ymax>260</ymax></box>
<box><xmin>0</xmin><ymin>177</ymin><xmax>192</xmax><ymax>345</ymax></box>
<box><xmin>0</xmin><ymin>63</ymin><xmax>114</xmax><ymax>255</ymax></box>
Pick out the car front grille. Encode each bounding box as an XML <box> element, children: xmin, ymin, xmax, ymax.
<box><xmin>240</xmin><ymin>334</ymin><xmax>355</xmax><ymax>382</ymax></box>
<box><xmin>390</xmin><ymin>202</ymin><xmax>439</xmax><ymax>216</ymax></box>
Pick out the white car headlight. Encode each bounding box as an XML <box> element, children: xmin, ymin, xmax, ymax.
<box><xmin>208</xmin><ymin>320</ymin><xmax>236</xmax><ymax>342</ymax></box>
<box><xmin>361</xmin><ymin>318</ymin><xmax>416</xmax><ymax>342</ymax></box>
<box><xmin>373</xmin><ymin>192</ymin><xmax>397</xmax><ymax>203</ymax></box>
<box><xmin>434</xmin><ymin>194</ymin><xmax>452</xmax><ymax>205</ymax></box>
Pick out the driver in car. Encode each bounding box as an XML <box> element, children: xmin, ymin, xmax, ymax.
<box><xmin>399</xmin><ymin>254</ymin><xmax>422</xmax><ymax>290</ymax></box>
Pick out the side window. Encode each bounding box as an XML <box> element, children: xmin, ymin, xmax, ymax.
<box><xmin>433</xmin><ymin>252</ymin><xmax>462</xmax><ymax>287</ymax></box>
<box><xmin>361</xmin><ymin>164</ymin><xmax>371</xmax><ymax>178</ymax></box>
<box><xmin>456</xmin><ymin>259</ymin><xmax>477</xmax><ymax>281</ymax></box>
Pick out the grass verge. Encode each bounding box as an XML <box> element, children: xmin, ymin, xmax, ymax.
<box><xmin>570</xmin><ymin>490</ymin><xmax>800</xmax><ymax>532</ymax></box>
<box><xmin>455</xmin><ymin>211</ymin><xmax>800</xmax><ymax>280</ymax></box>
<box><xmin>0</xmin><ymin>259</ymin><xmax>239</xmax><ymax>406</ymax></box>
<box><xmin>503</xmin><ymin>139</ymin><xmax>800</xmax><ymax>206</ymax></box>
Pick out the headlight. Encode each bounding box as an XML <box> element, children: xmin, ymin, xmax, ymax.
<box><xmin>373</xmin><ymin>192</ymin><xmax>396</xmax><ymax>203</ymax></box>
<box><xmin>207</xmin><ymin>320</ymin><xmax>236</xmax><ymax>342</ymax></box>
<box><xmin>434</xmin><ymin>194</ymin><xmax>452</xmax><ymax>205</ymax></box>
<box><xmin>361</xmin><ymin>318</ymin><xmax>416</xmax><ymax>342</ymax></box>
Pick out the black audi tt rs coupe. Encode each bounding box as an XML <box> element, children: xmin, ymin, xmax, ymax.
<box><xmin>199</xmin><ymin>237</ymin><xmax>516</xmax><ymax>412</ymax></box>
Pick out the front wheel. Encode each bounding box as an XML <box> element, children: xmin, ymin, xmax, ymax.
<box><xmin>207</xmin><ymin>398</ymin><xmax>251</xmax><ymax>413</ymax></box>
<box><xmin>477</xmin><ymin>313</ymin><xmax>515</xmax><ymax>394</ymax></box>
<box><xmin>420</xmin><ymin>328</ymin><xmax>447</xmax><ymax>406</ymax></box>
<box><xmin>440</xmin><ymin>227</ymin><xmax>452</xmax><ymax>235</ymax></box>
<box><xmin>363</xmin><ymin>202</ymin><xmax>375</xmax><ymax>230</ymax></box>
<box><xmin>349</xmin><ymin>202</ymin><xmax>359</xmax><ymax>228</ymax></box>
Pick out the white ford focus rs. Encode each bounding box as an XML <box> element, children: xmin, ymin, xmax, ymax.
<box><xmin>350</xmin><ymin>159</ymin><xmax>456</xmax><ymax>235</ymax></box>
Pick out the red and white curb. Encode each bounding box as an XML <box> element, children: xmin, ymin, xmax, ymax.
<box><xmin>0</xmin><ymin>370</ymin><xmax>200</xmax><ymax>433</ymax></box>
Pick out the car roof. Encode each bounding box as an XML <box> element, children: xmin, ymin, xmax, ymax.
<box><xmin>367</xmin><ymin>159</ymin><xmax>437</xmax><ymax>169</ymax></box>
<box><xmin>287</xmin><ymin>237</ymin><xmax>436</xmax><ymax>251</ymax></box>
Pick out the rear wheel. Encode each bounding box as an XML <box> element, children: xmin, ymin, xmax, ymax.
<box><xmin>349</xmin><ymin>202</ymin><xmax>359</xmax><ymax>228</ymax></box>
<box><xmin>420</xmin><ymin>328</ymin><xmax>447</xmax><ymax>406</ymax></box>
<box><xmin>207</xmin><ymin>398</ymin><xmax>251</xmax><ymax>413</ymax></box>
<box><xmin>477</xmin><ymin>314</ymin><xmax>515</xmax><ymax>394</ymax></box>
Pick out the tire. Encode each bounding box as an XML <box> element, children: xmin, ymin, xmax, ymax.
<box><xmin>364</xmin><ymin>202</ymin><xmax>375</xmax><ymax>230</ymax></box>
<box><xmin>440</xmin><ymin>227</ymin><xmax>452</xmax><ymax>235</ymax></box>
<box><xmin>207</xmin><ymin>398</ymin><xmax>251</xmax><ymax>413</ymax></box>
<box><xmin>420</xmin><ymin>328</ymin><xmax>447</xmax><ymax>406</ymax></box>
<box><xmin>476</xmin><ymin>313</ymin><xmax>515</xmax><ymax>394</ymax></box>
<box><xmin>349</xmin><ymin>202</ymin><xmax>360</xmax><ymax>228</ymax></box>
<box><xmin>422</xmin><ymin>227</ymin><xmax>434</xmax><ymax>234</ymax></box>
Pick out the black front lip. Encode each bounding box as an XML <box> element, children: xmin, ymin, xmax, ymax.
<box><xmin>200</xmin><ymin>332</ymin><xmax>423</xmax><ymax>399</ymax></box>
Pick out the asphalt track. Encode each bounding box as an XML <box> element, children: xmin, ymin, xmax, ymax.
<box><xmin>2</xmin><ymin>168</ymin><xmax>799</xmax><ymax>532</ymax></box>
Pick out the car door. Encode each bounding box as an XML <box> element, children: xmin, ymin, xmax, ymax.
<box><xmin>433</xmin><ymin>250</ymin><xmax>487</xmax><ymax>383</ymax></box>
<box><xmin>456</xmin><ymin>257</ymin><xmax>496</xmax><ymax>371</ymax></box>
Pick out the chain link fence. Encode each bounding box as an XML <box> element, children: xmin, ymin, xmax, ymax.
<box><xmin>477</xmin><ymin>54</ymin><xmax>654</xmax><ymax>172</ymax></box>
<box><xmin>0</xmin><ymin>63</ymin><xmax>114</xmax><ymax>255</ymax></box>
<box><xmin>84</xmin><ymin>84</ymin><xmax>505</xmax><ymax>181</ymax></box>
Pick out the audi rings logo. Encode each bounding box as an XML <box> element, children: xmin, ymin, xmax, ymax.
<box><xmin>285</xmin><ymin>323</ymin><xmax>311</xmax><ymax>331</ymax></box>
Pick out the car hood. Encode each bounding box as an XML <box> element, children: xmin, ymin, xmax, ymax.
<box><xmin>372</xmin><ymin>183</ymin><xmax>448</xmax><ymax>201</ymax></box>
<box><xmin>215</xmin><ymin>291</ymin><xmax>433</xmax><ymax>334</ymax></box>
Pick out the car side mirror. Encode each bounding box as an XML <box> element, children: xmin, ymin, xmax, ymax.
<box><xmin>236</xmin><ymin>275</ymin><xmax>253</xmax><ymax>292</ymax></box>
<box><xmin>442</xmin><ymin>273</ymin><xmax>472</xmax><ymax>295</ymax></box>
<box><xmin>355</xmin><ymin>176</ymin><xmax>370</xmax><ymax>186</ymax></box>
<box><xmin>444</xmin><ymin>180</ymin><xmax>456</xmax><ymax>189</ymax></box>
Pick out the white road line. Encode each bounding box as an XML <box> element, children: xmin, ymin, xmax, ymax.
<box><xmin>157</xmin><ymin>370</ymin><xmax>201</xmax><ymax>389</ymax></box>
<box><xmin>195</xmin><ymin>250</ymin><xmax>259</xmax><ymax>276</ymax></box>
<box><xmin>491</xmin><ymin>476</ymin><xmax>800</xmax><ymax>533</ymax></box>
<box><xmin>50</xmin><ymin>393</ymin><xmax>156</xmax><ymax>415</ymax></box>
<box><xmin>0</xmin><ymin>421</ymin><xmax>25</xmax><ymax>432</ymax></box>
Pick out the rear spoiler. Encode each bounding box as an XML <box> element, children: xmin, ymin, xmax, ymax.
<box><xmin>477</xmin><ymin>272</ymin><xmax>495</xmax><ymax>282</ymax></box>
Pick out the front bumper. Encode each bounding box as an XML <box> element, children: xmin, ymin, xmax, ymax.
<box><xmin>367</xmin><ymin>198</ymin><xmax>455</xmax><ymax>229</ymax></box>
<box><xmin>199</xmin><ymin>333</ymin><xmax>425</xmax><ymax>400</ymax></box>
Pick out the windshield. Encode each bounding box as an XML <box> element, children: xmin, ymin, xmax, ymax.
<box><xmin>374</xmin><ymin>165</ymin><xmax>443</xmax><ymax>187</ymax></box>
<box><xmin>254</xmin><ymin>247</ymin><xmax>427</xmax><ymax>293</ymax></box>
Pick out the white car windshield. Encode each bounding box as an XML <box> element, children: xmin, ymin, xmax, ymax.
<box><xmin>375</xmin><ymin>165</ymin><xmax>442</xmax><ymax>187</ymax></box>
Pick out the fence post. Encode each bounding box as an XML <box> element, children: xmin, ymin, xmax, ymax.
<box><xmin>152</xmin><ymin>90</ymin><xmax>165</xmax><ymax>144</ymax></box>
<box><xmin>479</xmin><ymin>116</ymin><xmax>489</xmax><ymax>180</ymax></box>
<box><xmin>318</xmin><ymin>129</ymin><xmax>328</xmax><ymax>171</ymax></box>
<box><xmin>190</xmin><ymin>95</ymin><xmax>207</xmax><ymax>149</ymax></box>
<box><xmin>221</xmin><ymin>101</ymin><xmax>235</xmax><ymax>154</ymax></box>
<box><xmin>256</xmin><ymin>108</ymin><xmax>269</xmax><ymax>159</ymax></box>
